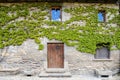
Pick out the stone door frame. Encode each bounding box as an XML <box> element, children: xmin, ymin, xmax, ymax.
<box><xmin>43</xmin><ymin>41</ymin><xmax>68</xmax><ymax>72</ymax></box>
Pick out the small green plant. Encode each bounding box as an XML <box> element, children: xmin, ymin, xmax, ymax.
<box><xmin>38</xmin><ymin>44</ymin><xmax>44</xmax><ymax>50</ymax></box>
<box><xmin>35</xmin><ymin>38</ymin><xmax>41</xmax><ymax>44</ymax></box>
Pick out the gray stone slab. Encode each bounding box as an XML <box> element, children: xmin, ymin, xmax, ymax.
<box><xmin>0</xmin><ymin>68</ymin><xmax>20</xmax><ymax>76</ymax></box>
<box><xmin>39</xmin><ymin>71</ymin><xmax>71</xmax><ymax>77</ymax></box>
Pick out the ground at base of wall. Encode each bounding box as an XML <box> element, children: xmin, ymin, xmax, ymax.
<box><xmin>0</xmin><ymin>74</ymin><xmax>119</xmax><ymax>80</ymax></box>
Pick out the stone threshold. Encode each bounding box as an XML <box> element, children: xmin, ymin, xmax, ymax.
<box><xmin>44</xmin><ymin>61</ymin><xmax>69</xmax><ymax>72</ymax></box>
<box><xmin>39</xmin><ymin>61</ymin><xmax>71</xmax><ymax>77</ymax></box>
<box><xmin>39</xmin><ymin>71</ymin><xmax>71</xmax><ymax>77</ymax></box>
<box><xmin>46</xmin><ymin>68</ymin><xmax>65</xmax><ymax>73</ymax></box>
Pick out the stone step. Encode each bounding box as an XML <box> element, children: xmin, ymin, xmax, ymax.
<box><xmin>0</xmin><ymin>68</ymin><xmax>20</xmax><ymax>76</ymax></box>
<box><xmin>45</xmin><ymin>68</ymin><xmax>66</xmax><ymax>73</ymax></box>
<box><xmin>112</xmin><ymin>69</ymin><xmax>119</xmax><ymax>75</ymax></box>
<box><xmin>71</xmin><ymin>69</ymin><xmax>94</xmax><ymax>75</ymax></box>
<box><xmin>39</xmin><ymin>71</ymin><xmax>71</xmax><ymax>77</ymax></box>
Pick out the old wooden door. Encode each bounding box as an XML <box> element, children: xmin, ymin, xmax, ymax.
<box><xmin>47</xmin><ymin>43</ymin><xmax>64</xmax><ymax>68</ymax></box>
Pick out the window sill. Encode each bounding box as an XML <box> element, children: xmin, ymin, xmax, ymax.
<box><xmin>93</xmin><ymin>59</ymin><xmax>113</xmax><ymax>61</ymax></box>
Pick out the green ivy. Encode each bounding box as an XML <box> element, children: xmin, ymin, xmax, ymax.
<box><xmin>0</xmin><ymin>3</ymin><xmax>119</xmax><ymax>54</ymax></box>
<box><xmin>38</xmin><ymin>44</ymin><xmax>44</xmax><ymax>50</ymax></box>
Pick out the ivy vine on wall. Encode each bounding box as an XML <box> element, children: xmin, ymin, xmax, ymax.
<box><xmin>0</xmin><ymin>3</ymin><xmax>119</xmax><ymax>54</ymax></box>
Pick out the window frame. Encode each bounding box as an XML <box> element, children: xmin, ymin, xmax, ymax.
<box><xmin>50</xmin><ymin>6</ymin><xmax>62</xmax><ymax>22</ymax></box>
<box><xmin>98</xmin><ymin>10</ymin><xmax>106</xmax><ymax>22</ymax></box>
<box><xmin>94</xmin><ymin>43</ymin><xmax>110</xmax><ymax>59</ymax></box>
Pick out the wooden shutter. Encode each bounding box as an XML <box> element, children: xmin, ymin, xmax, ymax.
<box><xmin>95</xmin><ymin>47</ymin><xmax>109</xmax><ymax>59</ymax></box>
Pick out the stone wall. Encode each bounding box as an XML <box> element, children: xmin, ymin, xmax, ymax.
<box><xmin>65</xmin><ymin>47</ymin><xmax>119</xmax><ymax>75</ymax></box>
<box><xmin>0</xmin><ymin>39</ymin><xmax>44</xmax><ymax>75</ymax></box>
<box><xmin>0</xmin><ymin>38</ymin><xmax>119</xmax><ymax>76</ymax></box>
<box><xmin>0</xmin><ymin>3</ymin><xmax>119</xmax><ymax>76</ymax></box>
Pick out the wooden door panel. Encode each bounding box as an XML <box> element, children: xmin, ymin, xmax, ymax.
<box><xmin>47</xmin><ymin>43</ymin><xmax>64</xmax><ymax>68</ymax></box>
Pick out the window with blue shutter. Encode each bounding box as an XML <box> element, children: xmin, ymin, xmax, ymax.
<box><xmin>51</xmin><ymin>7</ymin><xmax>61</xmax><ymax>21</ymax></box>
<box><xmin>98</xmin><ymin>10</ymin><xmax>106</xmax><ymax>22</ymax></box>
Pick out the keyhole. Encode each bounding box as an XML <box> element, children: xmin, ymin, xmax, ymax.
<box><xmin>56</xmin><ymin>45</ymin><xmax>60</xmax><ymax>50</ymax></box>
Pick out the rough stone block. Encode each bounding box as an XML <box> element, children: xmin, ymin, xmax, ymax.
<box><xmin>0</xmin><ymin>68</ymin><xmax>20</xmax><ymax>76</ymax></box>
<box><xmin>95</xmin><ymin>69</ymin><xmax>112</xmax><ymax>78</ymax></box>
<box><xmin>23</xmin><ymin>70</ymin><xmax>35</xmax><ymax>76</ymax></box>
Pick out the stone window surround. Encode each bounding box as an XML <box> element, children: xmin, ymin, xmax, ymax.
<box><xmin>93</xmin><ymin>50</ymin><xmax>113</xmax><ymax>61</ymax></box>
<box><xmin>92</xmin><ymin>59</ymin><xmax>113</xmax><ymax>61</ymax></box>
<box><xmin>95</xmin><ymin>42</ymin><xmax>110</xmax><ymax>59</ymax></box>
